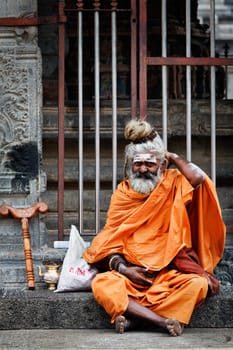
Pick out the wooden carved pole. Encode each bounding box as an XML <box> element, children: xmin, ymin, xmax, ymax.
<box><xmin>0</xmin><ymin>202</ymin><xmax>49</xmax><ymax>290</ymax></box>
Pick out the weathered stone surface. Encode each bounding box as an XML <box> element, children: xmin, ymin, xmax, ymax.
<box><xmin>0</xmin><ymin>286</ymin><xmax>232</xmax><ymax>330</ymax></box>
<box><xmin>42</xmin><ymin>100</ymin><xmax>233</xmax><ymax>137</ymax></box>
<box><xmin>0</xmin><ymin>0</ymin><xmax>48</xmax><ymax>288</ymax></box>
<box><xmin>0</xmin><ymin>0</ymin><xmax>37</xmax><ymax>17</ymax></box>
<box><xmin>0</xmin><ymin>289</ymin><xmax>110</xmax><ymax>330</ymax></box>
<box><xmin>189</xmin><ymin>286</ymin><xmax>233</xmax><ymax>327</ymax></box>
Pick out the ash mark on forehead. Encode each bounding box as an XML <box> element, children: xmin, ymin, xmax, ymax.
<box><xmin>133</xmin><ymin>153</ymin><xmax>157</xmax><ymax>164</ymax></box>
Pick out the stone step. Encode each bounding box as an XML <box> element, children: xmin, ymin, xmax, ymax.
<box><xmin>0</xmin><ymin>263</ymin><xmax>45</xmax><ymax>289</ymax></box>
<box><xmin>42</xmin><ymin>157</ymin><xmax>233</xmax><ymax>183</ymax></box>
<box><xmin>41</xmin><ymin>211</ymin><xmax>106</xmax><ymax>242</ymax></box>
<box><xmin>0</xmin><ymin>247</ymin><xmax>64</xmax><ymax>288</ymax></box>
<box><xmin>42</xmin><ymin>158</ymin><xmax>125</xmax><ymax>183</ymax></box>
<box><xmin>0</xmin><ymin>286</ymin><xmax>232</xmax><ymax>329</ymax></box>
<box><xmin>42</xmin><ymin>100</ymin><xmax>233</xmax><ymax>137</ymax></box>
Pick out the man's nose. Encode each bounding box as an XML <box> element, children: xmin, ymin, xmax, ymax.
<box><xmin>139</xmin><ymin>164</ymin><xmax>148</xmax><ymax>172</ymax></box>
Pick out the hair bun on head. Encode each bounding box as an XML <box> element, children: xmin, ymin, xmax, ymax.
<box><xmin>124</xmin><ymin>120</ymin><xmax>152</xmax><ymax>142</ymax></box>
<box><xmin>124</xmin><ymin>119</ymin><xmax>158</xmax><ymax>144</ymax></box>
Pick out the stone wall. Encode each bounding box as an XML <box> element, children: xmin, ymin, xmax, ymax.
<box><xmin>0</xmin><ymin>0</ymin><xmax>47</xmax><ymax>288</ymax></box>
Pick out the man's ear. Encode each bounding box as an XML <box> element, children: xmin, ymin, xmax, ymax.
<box><xmin>160</xmin><ymin>159</ymin><xmax>168</xmax><ymax>172</ymax></box>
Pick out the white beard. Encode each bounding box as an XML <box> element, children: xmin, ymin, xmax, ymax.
<box><xmin>129</xmin><ymin>168</ymin><xmax>162</xmax><ymax>194</ymax></box>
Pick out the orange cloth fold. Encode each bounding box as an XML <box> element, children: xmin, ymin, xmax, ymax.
<box><xmin>92</xmin><ymin>269</ymin><xmax>209</xmax><ymax>324</ymax></box>
<box><xmin>84</xmin><ymin>169</ymin><xmax>225</xmax><ymax>274</ymax></box>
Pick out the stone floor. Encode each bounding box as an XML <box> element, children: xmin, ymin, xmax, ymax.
<box><xmin>0</xmin><ymin>328</ymin><xmax>233</xmax><ymax>350</ymax></box>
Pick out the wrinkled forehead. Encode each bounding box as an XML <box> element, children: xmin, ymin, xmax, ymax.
<box><xmin>133</xmin><ymin>153</ymin><xmax>158</xmax><ymax>164</ymax></box>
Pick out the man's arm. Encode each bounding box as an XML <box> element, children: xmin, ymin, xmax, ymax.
<box><xmin>165</xmin><ymin>152</ymin><xmax>205</xmax><ymax>187</ymax></box>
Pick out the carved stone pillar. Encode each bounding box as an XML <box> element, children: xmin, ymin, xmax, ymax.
<box><xmin>0</xmin><ymin>0</ymin><xmax>47</xmax><ymax>287</ymax></box>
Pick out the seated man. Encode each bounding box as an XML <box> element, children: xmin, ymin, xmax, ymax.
<box><xmin>83</xmin><ymin>119</ymin><xmax>226</xmax><ymax>336</ymax></box>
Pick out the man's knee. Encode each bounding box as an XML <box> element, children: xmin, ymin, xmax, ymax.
<box><xmin>190</xmin><ymin>275</ymin><xmax>209</xmax><ymax>297</ymax></box>
<box><xmin>91</xmin><ymin>271</ymin><xmax>124</xmax><ymax>297</ymax></box>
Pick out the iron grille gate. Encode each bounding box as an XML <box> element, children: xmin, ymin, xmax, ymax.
<box><xmin>139</xmin><ymin>0</ymin><xmax>233</xmax><ymax>174</ymax></box>
<box><xmin>54</xmin><ymin>0</ymin><xmax>233</xmax><ymax>240</ymax></box>
<box><xmin>1</xmin><ymin>0</ymin><xmax>232</xmax><ymax>240</ymax></box>
<box><xmin>62</xmin><ymin>1</ymin><xmax>136</xmax><ymax>239</ymax></box>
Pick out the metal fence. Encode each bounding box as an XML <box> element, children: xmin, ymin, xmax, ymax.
<box><xmin>48</xmin><ymin>0</ymin><xmax>233</xmax><ymax>239</ymax></box>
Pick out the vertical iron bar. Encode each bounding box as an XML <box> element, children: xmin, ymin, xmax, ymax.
<box><xmin>210</xmin><ymin>0</ymin><xmax>216</xmax><ymax>184</ymax></box>
<box><xmin>111</xmin><ymin>2</ymin><xmax>117</xmax><ymax>191</ymax></box>
<box><xmin>139</xmin><ymin>0</ymin><xmax>147</xmax><ymax>120</ymax></box>
<box><xmin>77</xmin><ymin>4</ymin><xmax>84</xmax><ymax>234</ymax></box>
<box><xmin>131</xmin><ymin>0</ymin><xmax>137</xmax><ymax>118</ymax></box>
<box><xmin>186</xmin><ymin>0</ymin><xmax>192</xmax><ymax>161</ymax></box>
<box><xmin>58</xmin><ymin>0</ymin><xmax>65</xmax><ymax>240</ymax></box>
<box><xmin>94</xmin><ymin>3</ymin><xmax>100</xmax><ymax>233</ymax></box>
<box><xmin>161</xmin><ymin>0</ymin><xmax>168</xmax><ymax>148</ymax></box>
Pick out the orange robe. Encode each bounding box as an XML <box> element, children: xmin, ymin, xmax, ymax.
<box><xmin>83</xmin><ymin>169</ymin><xmax>226</xmax><ymax>324</ymax></box>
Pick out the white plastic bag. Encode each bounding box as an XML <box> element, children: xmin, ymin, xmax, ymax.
<box><xmin>55</xmin><ymin>225</ymin><xmax>98</xmax><ymax>292</ymax></box>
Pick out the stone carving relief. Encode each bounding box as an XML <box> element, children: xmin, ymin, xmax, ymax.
<box><xmin>215</xmin><ymin>249</ymin><xmax>233</xmax><ymax>286</ymax></box>
<box><xmin>0</xmin><ymin>48</ymin><xmax>39</xmax><ymax>193</ymax></box>
<box><xmin>15</xmin><ymin>27</ymin><xmax>38</xmax><ymax>46</ymax></box>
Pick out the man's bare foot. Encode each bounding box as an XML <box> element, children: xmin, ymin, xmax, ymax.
<box><xmin>115</xmin><ymin>315</ymin><xmax>127</xmax><ymax>334</ymax></box>
<box><xmin>115</xmin><ymin>315</ymin><xmax>135</xmax><ymax>334</ymax></box>
<box><xmin>165</xmin><ymin>318</ymin><xmax>184</xmax><ymax>336</ymax></box>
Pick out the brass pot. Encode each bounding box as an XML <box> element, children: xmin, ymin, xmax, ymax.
<box><xmin>38</xmin><ymin>264</ymin><xmax>60</xmax><ymax>290</ymax></box>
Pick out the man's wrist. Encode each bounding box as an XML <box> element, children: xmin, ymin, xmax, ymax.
<box><xmin>108</xmin><ymin>254</ymin><xmax>127</xmax><ymax>272</ymax></box>
<box><xmin>118</xmin><ymin>262</ymin><xmax>128</xmax><ymax>275</ymax></box>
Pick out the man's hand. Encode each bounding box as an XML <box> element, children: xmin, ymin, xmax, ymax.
<box><xmin>118</xmin><ymin>264</ymin><xmax>153</xmax><ymax>286</ymax></box>
<box><xmin>164</xmin><ymin>151</ymin><xmax>204</xmax><ymax>187</ymax></box>
<box><xmin>203</xmin><ymin>272</ymin><xmax>220</xmax><ymax>297</ymax></box>
<box><xmin>164</xmin><ymin>151</ymin><xmax>173</xmax><ymax>163</ymax></box>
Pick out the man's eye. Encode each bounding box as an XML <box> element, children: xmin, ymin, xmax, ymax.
<box><xmin>134</xmin><ymin>162</ymin><xmax>143</xmax><ymax>167</ymax></box>
<box><xmin>146</xmin><ymin>162</ymin><xmax>156</xmax><ymax>167</ymax></box>
<box><xmin>133</xmin><ymin>161</ymin><xmax>156</xmax><ymax>167</ymax></box>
